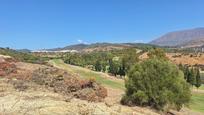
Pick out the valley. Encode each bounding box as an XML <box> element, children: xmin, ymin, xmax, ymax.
<box><xmin>1</xmin><ymin>1</ymin><xmax>204</xmax><ymax>114</ymax></box>
<box><xmin>1</xmin><ymin>45</ymin><xmax>204</xmax><ymax>115</ymax></box>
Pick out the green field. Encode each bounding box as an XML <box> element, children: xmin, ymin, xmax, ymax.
<box><xmin>50</xmin><ymin>59</ymin><xmax>125</xmax><ymax>90</ymax></box>
<box><xmin>190</xmin><ymin>93</ymin><xmax>204</xmax><ymax>113</ymax></box>
<box><xmin>191</xmin><ymin>84</ymin><xmax>204</xmax><ymax>113</ymax></box>
<box><xmin>197</xmin><ymin>84</ymin><xmax>204</xmax><ymax>90</ymax></box>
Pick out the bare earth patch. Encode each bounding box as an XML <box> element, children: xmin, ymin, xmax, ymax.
<box><xmin>0</xmin><ymin>78</ymin><xmax>161</xmax><ymax>115</ymax></box>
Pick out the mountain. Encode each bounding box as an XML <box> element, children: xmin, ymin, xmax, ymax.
<box><xmin>44</xmin><ymin>43</ymin><xmax>157</xmax><ymax>53</ymax></box>
<box><xmin>48</xmin><ymin>44</ymin><xmax>89</xmax><ymax>51</ymax></box>
<box><xmin>16</xmin><ymin>49</ymin><xmax>31</xmax><ymax>53</ymax></box>
<box><xmin>46</xmin><ymin>43</ymin><xmax>130</xmax><ymax>52</ymax></box>
<box><xmin>150</xmin><ymin>28</ymin><xmax>204</xmax><ymax>47</ymax></box>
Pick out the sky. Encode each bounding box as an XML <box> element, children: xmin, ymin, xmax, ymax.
<box><xmin>0</xmin><ymin>0</ymin><xmax>204</xmax><ymax>50</ymax></box>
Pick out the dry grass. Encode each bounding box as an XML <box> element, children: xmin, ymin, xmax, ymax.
<box><xmin>139</xmin><ymin>52</ymin><xmax>204</xmax><ymax>65</ymax></box>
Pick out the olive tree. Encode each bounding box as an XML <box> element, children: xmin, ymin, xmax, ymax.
<box><xmin>121</xmin><ymin>57</ymin><xmax>191</xmax><ymax>111</ymax></box>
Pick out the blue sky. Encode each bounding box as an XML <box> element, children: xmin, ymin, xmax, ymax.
<box><xmin>0</xmin><ymin>0</ymin><xmax>204</xmax><ymax>50</ymax></box>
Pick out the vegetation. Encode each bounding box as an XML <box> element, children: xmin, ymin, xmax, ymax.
<box><xmin>3</xmin><ymin>46</ymin><xmax>201</xmax><ymax>113</ymax></box>
<box><xmin>179</xmin><ymin>64</ymin><xmax>202</xmax><ymax>88</ymax></box>
<box><xmin>195</xmin><ymin>68</ymin><xmax>202</xmax><ymax>89</ymax></box>
<box><xmin>47</xmin><ymin>47</ymin><xmax>204</xmax><ymax>113</ymax></box>
<box><xmin>50</xmin><ymin>59</ymin><xmax>125</xmax><ymax>90</ymax></box>
<box><xmin>197</xmin><ymin>84</ymin><xmax>204</xmax><ymax>90</ymax></box>
<box><xmin>121</xmin><ymin>49</ymin><xmax>191</xmax><ymax>111</ymax></box>
<box><xmin>31</xmin><ymin>67</ymin><xmax>107</xmax><ymax>102</ymax></box>
<box><xmin>0</xmin><ymin>48</ymin><xmax>48</xmax><ymax>64</ymax></box>
<box><xmin>63</xmin><ymin>48</ymin><xmax>139</xmax><ymax>77</ymax></box>
<box><xmin>190</xmin><ymin>93</ymin><xmax>204</xmax><ymax>113</ymax></box>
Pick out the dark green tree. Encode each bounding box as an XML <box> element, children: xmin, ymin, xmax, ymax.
<box><xmin>101</xmin><ymin>62</ymin><xmax>107</xmax><ymax>72</ymax></box>
<box><xmin>112</xmin><ymin>61</ymin><xmax>120</xmax><ymax>76</ymax></box>
<box><xmin>108</xmin><ymin>59</ymin><xmax>114</xmax><ymax>74</ymax></box>
<box><xmin>108</xmin><ymin>59</ymin><xmax>120</xmax><ymax>76</ymax></box>
<box><xmin>195</xmin><ymin>68</ymin><xmax>201</xmax><ymax>89</ymax></box>
<box><xmin>95</xmin><ymin>60</ymin><xmax>102</xmax><ymax>71</ymax></box>
<box><xmin>189</xmin><ymin>68</ymin><xmax>196</xmax><ymax>86</ymax></box>
<box><xmin>121</xmin><ymin>49</ymin><xmax>138</xmax><ymax>73</ymax></box>
<box><xmin>121</xmin><ymin>56</ymin><xmax>191</xmax><ymax>111</ymax></box>
<box><xmin>184</xmin><ymin>66</ymin><xmax>190</xmax><ymax>81</ymax></box>
<box><xmin>118</xmin><ymin>66</ymin><xmax>126</xmax><ymax>77</ymax></box>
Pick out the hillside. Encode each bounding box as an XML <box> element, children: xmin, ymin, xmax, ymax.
<box><xmin>49</xmin><ymin>59</ymin><xmax>204</xmax><ymax>115</ymax></box>
<box><xmin>16</xmin><ymin>49</ymin><xmax>31</xmax><ymax>53</ymax></box>
<box><xmin>139</xmin><ymin>52</ymin><xmax>204</xmax><ymax>66</ymax></box>
<box><xmin>1</xmin><ymin>49</ymin><xmax>204</xmax><ymax>114</ymax></box>
<box><xmin>0</xmin><ymin>55</ymin><xmax>162</xmax><ymax>115</ymax></box>
<box><xmin>45</xmin><ymin>43</ymin><xmax>157</xmax><ymax>53</ymax></box>
<box><xmin>150</xmin><ymin>28</ymin><xmax>204</xmax><ymax>47</ymax></box>
<box><xmin>46</xmin><ymin>43</ymin><xmax>131</xmax><ymax>52</ymax></box>
<box><xmin>180</xmin><ymin>38</ymin><xmax>204</xmax><ymax>48</ymax></box>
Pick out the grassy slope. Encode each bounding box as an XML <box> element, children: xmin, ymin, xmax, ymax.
<box><xmin>189</xmin><ymin>82</ymin><xmax>204</xmax><ymax>113</ymax></box>
<box><xmin>49</xmin><ymin>59</ymin><xmax>125</xmax><ymax>90</ymax></box>
<box><xmin>190</xmin><ymin>93</ymin><xmax>204</xmax><ymax>113</ymax></box>
<box><xmin>199</xmin><ymin>84</ymin><xmax>204</xmax><ymax>90</ymax></box>
<box><xmin>50</xmin><ymin>59</ymin><xmax>204</xmax><ymax>113</ymax></box>
<box><xmin>190</xmin><ymin>84</ymin><xmax>204</xmax><ymax>113</ymax></box>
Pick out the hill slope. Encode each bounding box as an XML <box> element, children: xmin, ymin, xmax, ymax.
<box><xmin>150</xmin><ymin>28</ymin><xmax>204</xmax><ymax>47</ymax></box>
<box><xmin>45</xmin><ymin>43</ymin><xmax>157</xmax><ymax>53</ymax></box>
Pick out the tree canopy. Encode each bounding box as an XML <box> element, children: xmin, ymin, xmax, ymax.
<box><xmin>121</xmin><ymin>49</ymin><xmax>191</xmax><ymax>111</ymax></box>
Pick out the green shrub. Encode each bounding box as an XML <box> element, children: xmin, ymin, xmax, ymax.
<box><xmin>121</xmin><ymin>58</ymin><xmax>191</xmax><ymax>111</ymax></box>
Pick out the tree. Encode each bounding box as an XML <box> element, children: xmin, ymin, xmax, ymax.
<box><xmin>118</xmin><ymin>66</ymin><xmax>125</xmax><ymax>77</ymax></box>
<box><xmin>122</xmin><ymin>49</ymin><xmax>139</xmax><ymax>73</ymax></box>
<box><xmin>195</xmin><ymin>68</ymin><xmax>201</xmax><ymax>89</ymax></box>
<box><xmin>112</xmin><ymin>61</ymin><xmax>120</xmax><ymax>76</ymax></box>
<box><xmin>189</xmin><ymin>68</ymin><xmax>196</xmax><ymax>86</ymax></box>
<box><xmin>121</xmin><ymin>58</ymin><xmax>191</xmax><ymax>111</ymax></box>
<box><xmin>101</xmin><ymin>61</ymin><xmax>107</xmax><ymax>72</ymax></box>
<box><xmin>147</xmin><ymin>48</ymin><xmax>167</xmax><ymax>60</ymax></box>
<box><xmin>95</xmin><ymin>60</ymin><xmax>102</xmax><ymax>71</ymax></box>
<box><xmin>184</xmin><ymin>66</ymin><xmax>190</xmax><ymax>81</ymax></box>
<box><xmin>108</xmin><ymin>59</ymin><xmax>120</xmax><ymax>76</ymax></box>
<box><xmin>108</xmin><ymin>59</ymin><xmax>114</xmax><ymax>74</ymax></box>
<box><xmin>178</xmin><ymin>63</ymin><xmax>184</xmax><ymax>71</ymax></box>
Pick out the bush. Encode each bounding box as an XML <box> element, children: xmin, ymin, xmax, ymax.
<box><xmin>31</xmin><ymin>67</ymin><xmax>107</xmax><ymax>102</ymax></box>
<box><xmin>121</xmin><ymin>58</ymin><xmax>191</xmax><ymax>111</ymax></box>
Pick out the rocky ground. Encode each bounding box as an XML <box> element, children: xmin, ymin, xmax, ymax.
<box><xmin>0</xmin><ymin>78</ymin><xmax>162</xmax><ymax>115</ymax></box>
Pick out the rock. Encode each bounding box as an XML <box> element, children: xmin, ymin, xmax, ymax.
<box><xmin>105</xmin><ymin>100</ymin><xmax>115</xmax><ymax>107</ymax></box>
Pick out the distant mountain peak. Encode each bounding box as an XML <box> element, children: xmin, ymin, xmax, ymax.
<box><xmin>150</xmin><ymin>27</ymin><xmax>204</xmax><ymax>47</ymax></box>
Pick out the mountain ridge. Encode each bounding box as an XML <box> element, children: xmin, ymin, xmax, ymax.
<box><xmin>150</xmin><ymin>27</ymin><xmax>204</xmax><ymax>47</ymax></box>
<box><xmin>39</xmin><ymin>43</ymin><xmax>157</xmax><ymax>52</ymax></box>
